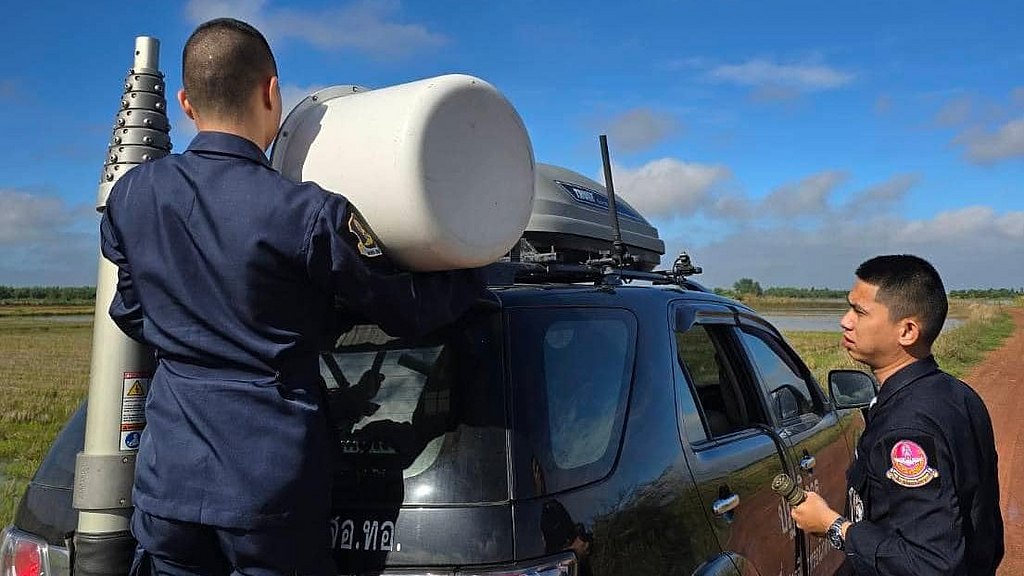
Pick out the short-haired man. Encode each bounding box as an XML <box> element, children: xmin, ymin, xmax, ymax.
<box><xmin>101</xmin><ymin>18</ymin><xmax>485</xmax><ymax>576</ymax></box>
<box><xmin>791</xmin><ymin>255</ymin><xmax>1003</xmax><ymax>574</ymax></box>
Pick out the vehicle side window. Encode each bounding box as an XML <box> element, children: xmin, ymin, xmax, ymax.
<box><xmin>738</xmin><ymin>329</ymin><xmax>820</xmax><ymax>423</ymax></box>
<box><xmin>676</xmin><ymin>324</ymin><xmax>765</xmax><ymax>439</ymax></box>
<box><xmin>510</xmin><ymin>308</ymin><xmax>637</xmax><ymax>497</ymax></box>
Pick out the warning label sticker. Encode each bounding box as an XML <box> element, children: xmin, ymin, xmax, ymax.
<box><xmin>120</xmin><ymin>371</ymin><xmax>151</xmax><ymax>451</ymax></box>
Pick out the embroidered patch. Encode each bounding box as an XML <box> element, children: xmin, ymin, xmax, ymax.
<box><xmin>348</xmin><ymin>212</ymin><xmax>383</xmax><ymax>258</ymax></box>
<box><xmin>886</xmin><ymin>439</ymin><xmax>939</xmax><ymax>488</ymax></box>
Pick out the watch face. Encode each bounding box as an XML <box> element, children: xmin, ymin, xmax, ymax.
<box><xmin>827</xmin><ymin>527</ymin><xmax>844</xmax><ymax>550</ymax></box>
<box><xmin>826</xmin><ymin>518</ymin><xmax>846</xmax><ymax>551</ymax></box>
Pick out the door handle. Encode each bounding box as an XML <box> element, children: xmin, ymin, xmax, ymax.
<box><xmin>800</xmin><ymin>454</ymin><xmax>817</xmax><ymax>471</ymax></box>
<box><xmin>712</xmin><ymin>493</ymin><xmax>740</xmax><ymax>516</ymax></box>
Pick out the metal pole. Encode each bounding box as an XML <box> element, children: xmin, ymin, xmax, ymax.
<box><xmin>73</xmin><ymin>36</ymin><xmax>169</xmax><ymax>576</ymax></box>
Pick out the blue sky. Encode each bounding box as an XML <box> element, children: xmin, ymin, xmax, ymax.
<box><xmin>1</xmin><ymin>0</ymin><xmax>1021</xmax><ymax>289</ymax></box>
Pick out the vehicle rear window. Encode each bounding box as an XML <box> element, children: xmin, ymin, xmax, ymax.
<box><xmin>509</xmin><ymin>307</ymin><xmax>637</xmax><ymax>498</ymax></box>
<box><xmin>322</xmin><ymin>313</ymin><xmax>507</xmax><ymax>505</ymax></box>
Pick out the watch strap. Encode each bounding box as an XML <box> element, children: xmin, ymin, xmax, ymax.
<box><xmin>826</xmin><ymin>515</ymin><xmax>849</xmax><ymax>551</ymax></box>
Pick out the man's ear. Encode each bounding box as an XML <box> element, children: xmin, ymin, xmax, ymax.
<box><xmin>263</xmin><ymin>76</ymin><xmax>280</xmax><ymax>111</ymax></box>
<box><xmin>178</xmin><ymin>89</ymin><xmax>195</xmax><ymax>120</ymax></box>
<box><xmin>897</xmin><ymin>317</ymin><xmax>922</xmax><ymax>348</ymax></box>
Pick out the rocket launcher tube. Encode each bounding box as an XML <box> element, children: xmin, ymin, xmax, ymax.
<box><xmin>75</xmin><ymin>36</ymin><xmax>169</xmax><ymax>576</ymax></box>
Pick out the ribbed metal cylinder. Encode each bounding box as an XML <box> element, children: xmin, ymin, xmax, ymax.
<box><xmin>76</xmin><ymin>36</ymin><xmax>168</xmax><ymax>576</ymax></box>
<box><xmin>96</xmin><ymin>37</ymin><xmax>171</xmax><ymax>207</ymax></box>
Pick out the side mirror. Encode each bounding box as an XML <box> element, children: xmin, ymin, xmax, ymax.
<box><xmin>771</xmin><ymin>385</ymin><xmax>801</xmax><ymax>421</ymax></box>
<box><xmin>828</xmin><ymin>370</ymin><xmax>877</xmax><ymax>409</ymax></box>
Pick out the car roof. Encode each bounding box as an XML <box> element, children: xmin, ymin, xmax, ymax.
<box><xmin>487</xmin><ymin>281</ymin><xmax>753</xmax><ymax>312</ymax></box>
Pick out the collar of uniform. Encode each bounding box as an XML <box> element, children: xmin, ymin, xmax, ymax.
<box><xmin>185</xmin><ymin>131</ymin><xmax>272</xmax><ymax>169</ymax></box>
<box><xmin>874</xmin><ymin>355</ymin><xmax>940</xmax><ymax>410</ymax></box>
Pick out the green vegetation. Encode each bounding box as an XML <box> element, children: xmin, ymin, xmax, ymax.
<box><xmin>716</xmin><ymin>280</ymin><xmax>1022</xmax><ymax>303</ymax></box>
<box><xmin>0</xmin><ymin>286</ymin><xmax>96</xmax><ymax>306</ymax></box>
<box><xmin>765</xmin><ymin>287</ymin><xmax>848</xmax><ymax>299</ymax></box>
<box><xmin>0</xmin><ymin>317</ymin><xmax>92</xmax><ymax>526</ymax></box>
<box><xmin>785</xmin><ymin>303</ymin><xmax>1016</xmax><ymax>385</ymax></box>
<box><xmin>732</xmin><ymin>277</ymin><xmax>763</xmax><ymax>297</ymax></box>
<box><xmin>949</xmin><ymin>288</ymin><xmax>1024</xmax><ymax>300</ymax></box>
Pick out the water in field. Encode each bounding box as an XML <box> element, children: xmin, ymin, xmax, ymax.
<box><xmin>762</xmin><ymin>311</ymin><xmax>964</xmax><ymax>333</ymax></box>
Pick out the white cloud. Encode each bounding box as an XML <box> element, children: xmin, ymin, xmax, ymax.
<box><xmin>844</xmin><ymin>174</ymin><xmax>918</xmax><ymax>210</ymax></box>
<box><xmin>935</xmin><ymin>96</ymin><xmax>973</xmax><ymax>127</ymax></box>
<box><xmin>185</xmin><ymin>0</ymin><xmax>446</xmax><ymax>59</ymax></box>
<box><xmin>898</xmin><ymin>206</ymin><xmax>1024</xmax><ymax>243</ymax></box>
<box><xmin>0</xmin><ymin>189</ymin><xmax>97</xmax><ymax>286</ymax></box>
<box><xmin>601</xmin><ymin>109</ymin><xmax>682</xmax><ymax>153</ymax></box>
<box><xmin>0</xmin><ymin>189</ymin><xmax>78</xmax><ymax>245</ymax></box>
<box><xmin>609</xmin><ymin>158</ymin><xmax>732</xmax><ymax>219</ymax></box>
<box><xmin>706</xmin><ymin>58</ymin><xmax>854</xmax><ymax>91</ymax></box>
<box><xmin>671</xmin><ymin>208</ymin><xmax>1024</xmax><ymax>290</ymax></box>
<box><xmin>958</xmin><ymin>117</ymin><xmax>1024</xmax><ymax>164</ymax></box>
<box><xmin>764</xmin><ymin>170</ymin><xmax>847</xmax><ymax>217</ymax></box>
<box><xmin>749</xmin><ymin>85</ymin><xmax>804</xmax><ymax>103</ymax></box>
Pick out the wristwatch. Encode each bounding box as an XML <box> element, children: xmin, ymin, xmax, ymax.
<box><xmin>826</xmin><ymin>515</ymin><xmax>849</xmax><ymax>551</ymax></box>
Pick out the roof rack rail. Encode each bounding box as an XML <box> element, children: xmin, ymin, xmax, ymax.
<box><xmin>483</xmin><ymin>251</ymin><xmax>707</xmax><ymax>291</ymax></box>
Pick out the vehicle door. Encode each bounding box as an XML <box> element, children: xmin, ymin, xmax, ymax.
<box><xmin>735</xmin><ymin>314</ymin><xmax>849</xmax><ymax>576</ymax></box>
<box><xmin>672</xmin><ymin>303</ymin><xmax>800</xmax><ymax>576</ymax></box>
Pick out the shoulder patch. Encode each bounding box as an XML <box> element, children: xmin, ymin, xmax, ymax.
<box><xmin>348</xmin><ymin>212</ymin><xmax>383</xmax><ymax>258</ymax></box>
<box><xmin>886</xmin><ymin>439</ymin><xmax>939</xmax><ymax>488</ymax></box>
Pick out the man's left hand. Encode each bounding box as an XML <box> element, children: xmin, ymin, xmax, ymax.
<box><xmin>791</xmin><ymin>490</ymin><xmax>840</xmax><ymax>536</ymax></box>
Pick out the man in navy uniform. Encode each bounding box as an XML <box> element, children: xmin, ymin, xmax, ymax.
<box><xmin>101</xmin><ymin>18</ymin><xmax>486</xmax><ymax>576</ymax></box>
<box><xmin>791</xmin><ymin>255</ymin><xmax>1003</xmax><ymax>575</ymax></box>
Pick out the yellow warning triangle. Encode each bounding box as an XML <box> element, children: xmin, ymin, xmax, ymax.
<box><xmin>127</xmin><ymin>381</ymin><xmax>145</xmax><ymax>397</ymax></box>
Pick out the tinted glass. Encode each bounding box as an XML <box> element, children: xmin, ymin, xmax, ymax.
<box><xmin>509</xmin><ymin>308</ymin><xmax>637</xmax><ymax>498</ymax></box>
<box><xmin>323</xmin><ymin>313</ymin><xmax>507</xmax><ymax>504</ymax></box>
<box><xmin>738</xmin><ymin>330</ymin><xmax>819</xmax><ymax>422</ymax></box>
<box><xmin>676</xmin><ymin>325</ymin><xmax>752</xmax><ymax>438</ymax></box>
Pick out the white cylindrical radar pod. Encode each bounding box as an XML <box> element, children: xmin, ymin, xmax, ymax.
<box><xmin>272</xmin><ymin>75</ymin><xmax>535</xmax><ymax>271</ymax></box>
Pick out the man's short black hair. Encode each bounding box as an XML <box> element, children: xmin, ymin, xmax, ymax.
<box><xmin>182</xmin><ymin>18</ymin><xmax>277</xmax><ymax>121</ymax></box>
<box><xmin>856</xmin><ymin>254</ymin><xmax>948</xmax><ymax>347</ymax></box>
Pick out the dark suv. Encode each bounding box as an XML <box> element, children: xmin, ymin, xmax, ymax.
<box><xmin>2</xmin><ymin>165</ymin><xmax>865</xmax><ymax>576</ymax></box>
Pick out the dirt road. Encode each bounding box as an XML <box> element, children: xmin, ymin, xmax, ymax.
<box><xmin>963</xmin><ymin>308</ymin><xmax>1024</xmax><ymax>574</ymax></box>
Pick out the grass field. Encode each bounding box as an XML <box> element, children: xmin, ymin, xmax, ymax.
<box><xmin>782</xmin><ymin>302</ymin><xmax>1016</xmax><ymax>384</ymax></box>
<box><xmin>0</xmin><ymin>315</ymin><xmax>93</xmax><ymax>525</ymax></box>
<box><xmin>0</xmin><ymin>300</ymin><xmax>1017</xmax><ymax>527</ymax></box>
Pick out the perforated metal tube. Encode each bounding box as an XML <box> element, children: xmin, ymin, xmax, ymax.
<box><xmin>76</xmin><ymin>36</ymin><xmax>169</xmax><ymax>576</ymax></box>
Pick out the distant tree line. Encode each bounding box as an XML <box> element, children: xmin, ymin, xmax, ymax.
<box><xmin>715</xmin><ymin>278</ymin><xmax>847</xmax><ymax>300</ymax></box>
<box><xmin>949</xmin><ymin>288</ymin><xmax>1023</xmax><ymax>300</ymax></box>
<box><xmin>717</xmin><ymin>279</ymin><xmax>1021</xmax><ymax>301</ymax></box>
<box><xmin>0</xmin><ymin>285</ymin><xmax>96</xmax><ymax>305</ymax></box>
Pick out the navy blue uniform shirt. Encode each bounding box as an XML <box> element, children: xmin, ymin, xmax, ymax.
<box><xmin>100</xmin><ymin>131</ymin><xmax>485</xmax><ymax>529</ymax></box>
<box><xmin>844</xmin><ymin>356</ymin><xmax>1003</xmax><ymax>575</ymax></box>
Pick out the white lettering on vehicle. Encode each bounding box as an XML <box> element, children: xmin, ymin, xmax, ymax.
<box><xmin>775</xmin><ymin>477</ymin><xmax>840</xmax><ymax>576</ymax></box>
<box><xmin>330</xmin><ymin>517</ymin><xmax>400</xmax><ymax>552</ymax></box>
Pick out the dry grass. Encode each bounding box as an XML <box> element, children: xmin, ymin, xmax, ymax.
<box><xmin>0</xmin><ymin>305</ymin><xmax>94</xmax><ymax>317</ymax></box>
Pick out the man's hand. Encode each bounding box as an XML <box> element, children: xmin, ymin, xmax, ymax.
<box><xmin>791</xmin><ymin>490</ymin><xmax>841</xmax><ymax>536</ymax></box>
